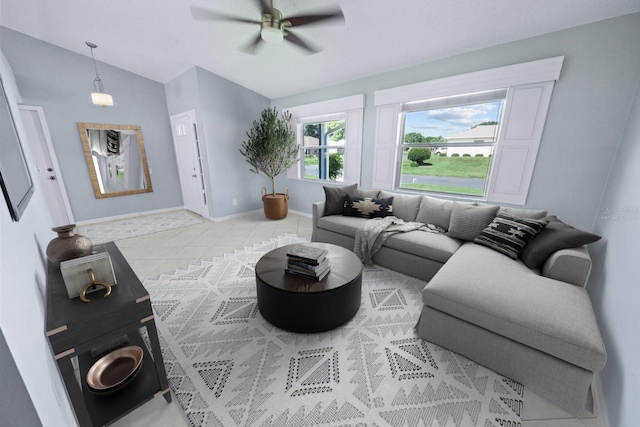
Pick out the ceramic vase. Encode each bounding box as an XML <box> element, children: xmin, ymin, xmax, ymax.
<box><xmin>46</xmin><ymin>224</ymin><xmax>93</xmax><ymax>263</ymax></box>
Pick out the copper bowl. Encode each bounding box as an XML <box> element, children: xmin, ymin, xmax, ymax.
<box><xmin>86</xmin><ymin>346</ymin><xmax>144</xmax><ymax>392</ymax></box>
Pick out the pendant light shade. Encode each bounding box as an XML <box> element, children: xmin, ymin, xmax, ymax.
<box><xmin>86</xmin><ymin>42</ymin><xmax>114</xmax><ymax>107</ymax></box>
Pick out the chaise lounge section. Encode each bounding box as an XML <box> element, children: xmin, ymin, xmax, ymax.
<box><xmin>312</xmin><ymin>185</ymin><xmax>606</xmax><ymax>416</ymax></box>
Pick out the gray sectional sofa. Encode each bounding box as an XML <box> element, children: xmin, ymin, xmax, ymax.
<box><xmin>312</xmin><ymin>186</ymin><xmax>606</xmax><ymax>416</ymax></box>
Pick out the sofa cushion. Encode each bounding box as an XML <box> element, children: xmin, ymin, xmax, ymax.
<box><xmin>323</xmin><ymin>183</ymin><xmax>358</xmax><ymax>215</ymax></box>
<box><xmin>415</xmin><ymin>196</ymin><xmax>455</xmax><ymax>230</ymax></box>
<box><xmin>521</xmin><ymin>216</ymin><xmax>601</xmax><ymax>269</ymax></box>
<box><xmin>317</xmin><ymin>215</ymin><xmax>366</xmax><ymax>237</ymax></box>
<box><xmin>498</xmin><ymin>206</ymin><xmax>548</xmax><ymax>220</ymax></box>
<box><xmin>379</xmin><ymin>191</ymin><xmax>422</xmax><ymax>222</ymax></box>
<box><xmin>343</xmin><ymin>194</ymin><xmax>394</xmax><ymax>218</ymax></box>
<box><xmin>422</xmin><ymin>243</ymin><xmax>606</xmax><ymax>372</ymax></box>
<box><xmin>446</xmin><ymin>202</ymin><xmax>499</xmax><ymax>241</ymax></box>
<box><xmin>474</xmin><ymin>213</ymin><xmax>548</xmax><ymax>259</ymax></box>
<box><xmin>383</xmin><ymin>231</ymin><xmax>463</xmax><ymax>264</ymax></box>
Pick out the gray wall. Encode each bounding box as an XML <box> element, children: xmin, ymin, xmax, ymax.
<box><xmin>1</xmin><ymin>50</ymin><xmax>76</xmax><ymax>426</ymax></box>
<box><xmin>165</xmin><ymin>67</ymin><xmax>270</xmax><ymax>218</ymax></box>
<box><xmin>588</xmin><ymin>79</ymin><xmax>640</xmax><ymax>427</ymax></box>
<box><xmin>272</xmin><ymin>13</ymin><xmax>640</xmax><ymax>232</ymax></box>
<box><xmin>0</xmin><ymin>27</ymin><xmax>183</xmax><ymax>222</ymax></box>
<box><xmin>0</xmin><ymin>328</ymin><xmax>41</xmax><ymax>426</ymax></box>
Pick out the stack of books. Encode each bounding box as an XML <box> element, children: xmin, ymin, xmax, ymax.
<box><xmin>285</xmin><ymin>245</ymin><xmax>331</xmax><ymax>281</ymax></box>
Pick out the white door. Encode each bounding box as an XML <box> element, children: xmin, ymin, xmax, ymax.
<box><xmin>170</xmin><ymin>110</ymin><xmax>208</xmax><ymax>217</ymax></box>
<box><xmin>19</xmin><ymin>105</ymin><xmax>74</xmax><ymax>226</ymax></box>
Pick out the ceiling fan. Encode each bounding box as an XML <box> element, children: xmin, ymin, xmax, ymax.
<box><xmin>190</xmin><ymin>0</ymin><xmax>344</xmax><ymax>54</ymax></box>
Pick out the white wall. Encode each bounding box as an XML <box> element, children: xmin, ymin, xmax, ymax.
<box><xmin>1</xmin><ymin>50</ymin><xmax>75</xmax><ymax>426</ymax></box>
<box><xmin>588</xmin><ymin>78</ymin><xmax>640</xmax><ymax>427</ymax></box>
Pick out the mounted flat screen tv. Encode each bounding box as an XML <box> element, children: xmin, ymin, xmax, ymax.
<box><xmin>0</xmin><ymin>75</ymin><xmax>35</xmax><ymax>221</ymax></box>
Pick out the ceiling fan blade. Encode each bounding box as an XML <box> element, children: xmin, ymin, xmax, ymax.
<box><xmin>190</xmin><ymin>5</ymin><xmax>260</xmax><ymax>24</ymax></box>
<box><xmin>254</xmin><ymin>0</ymin><xmax>271</xmax><ymax>14</ymax></box>
<box><xmin>286</xmin><ymin>7</ymin><xmax>344</xmax><ymax>27</ymax></box>
<box><xmin>284</xmin><ymin>30</ymin><xmax>319</xmax><ymax>54</ymax></box>
<box><xmin>240</xmin><ymin>33</ymin><xmax>265</xmax><ymax>55</ymax></box>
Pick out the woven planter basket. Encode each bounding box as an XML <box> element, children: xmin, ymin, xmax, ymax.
<box><xmin>261</xmin><ymin>187</ymin><xmax>288</xmax><ymax>220</ymax></box>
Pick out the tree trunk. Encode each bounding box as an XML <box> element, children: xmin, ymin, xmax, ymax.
<box><xmin>271</xmin><ymin>176</ymin><xmax>276</xmax><ymax>196</ymax></box>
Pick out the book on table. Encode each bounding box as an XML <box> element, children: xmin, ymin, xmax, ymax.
<box><xmin>286</xmin><ymin>245</ymin><xmax>328</xmax><ymax>265</ymax></box>
<box><xmin>285</xmin><ymin>264</ymin><xmax>331</xmax><ymax>281</ymax></box>
<box><xmin>287</xmin><ymin>257</ymin><xmax>329</xmax><ymax>273</ymax></box>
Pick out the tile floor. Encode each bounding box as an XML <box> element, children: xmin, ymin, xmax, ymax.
<box><xmin>109</xmin><ymin>210</ymin><xmax>600</xmax><ymax>427</ymax></box>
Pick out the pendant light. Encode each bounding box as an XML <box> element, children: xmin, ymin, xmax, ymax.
<box><xmin>86</xmin><ymin>42</ymin><xmax>114</xmax><ymax>107</ymax></box>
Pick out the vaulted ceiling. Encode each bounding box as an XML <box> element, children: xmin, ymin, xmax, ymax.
<box><xmin>2</xmin><ymin>0</ymin><xmax>639</xmax><ymax>98</ymax></box>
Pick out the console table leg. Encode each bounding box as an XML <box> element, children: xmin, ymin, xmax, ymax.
<box><xmin>58</xmin><ymin>356</ymin><xmax>92</xmax><ymax>427</ymax></box>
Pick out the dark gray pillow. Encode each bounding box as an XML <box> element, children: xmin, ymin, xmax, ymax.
<box><xmin>323</xmin><ymin>183</ymin><xmax>358</xmax><ymax>216</ymax></box>
<box><xmin>520</xmin><ymin>216</ymin><xmax>601</xmax><ymax>269</ymax></box>
<box><xmin>446</xmin><ymin>202</ymin><xmax>500</xmax><ymax>241</ymax></box>
<box><xmin>474</xmin><ymin>214</ymin><xmax>548</xmax><ymax>259</ymax></box>
<box><xmin>379</xmin><ymin>191</ymin><xmax>422</xmax><ymax>222</ymax></box>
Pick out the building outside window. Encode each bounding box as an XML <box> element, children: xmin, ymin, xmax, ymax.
<box><xmin>398</xmin><ymin>90</ymin><xmax>506</xmax><ymax>196</ymax></box>
<box><xmin>300</xmin><ymin>118</ymin><xmax>346</xmax><ymax>182</ymax></box>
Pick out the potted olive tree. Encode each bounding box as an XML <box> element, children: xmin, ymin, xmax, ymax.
<box><xmin>240</xmin><ymin>107</ymin><xmax>299</xmax><ymax>219</ymax></box>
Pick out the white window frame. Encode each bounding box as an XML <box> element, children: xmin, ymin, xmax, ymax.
<box><xmin>298</xmin><ymin>113</ymin><xmax>346</xmax><ymax>181</ymax></box>
<box><xmin>372</xmin><ymin>57</ymin><xmax>563</xmax><ymax>205</ymax></box>
<box><xmin>396</xmin><ymin>89</ymin><xmax>507</xmax><ymax>197</ymax></box>
<box><xmin>284</xmin><ymin>94</ymin><xmax>364</xmax><ymax>184</ymax></box>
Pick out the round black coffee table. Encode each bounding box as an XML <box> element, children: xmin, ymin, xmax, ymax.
<box><xmin>255</xmin><ymin>242</ymin><xmax>363</xmax><ymax>333</ymax></box>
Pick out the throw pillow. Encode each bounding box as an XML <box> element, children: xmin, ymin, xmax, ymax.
<box><xmin>323</xmin><ymin>183</ymin><xmax>358</xmax><ymax>216</ymax></box>
<box><xmin>446</xmin><ymin>202</ymin><xmax>500</xmax><ymax>241</ymax></box>
<box><xmin>498</xmin><ymin>206</ymin><xmax>548</xmax><ymax>220</ymax></box>
<box><xmin>358</xmin><ymin>189</ymin><xmax>380</xmax><ymax>199</ymax></box>
<box><xmin>379</xmin><ymin>191</ymin><xmax>422</xmax><ymax>222</ymax></box>
<box><xmin>415</xmin><ymin>196</ymin><xmax>455</xmax><ymax>230</ymax></box>
<box><xmin>474</xmin><ymin>214</ymin><xmax>549</xmax><ymax>259</ymax></box>
<box><xmin>343</xmin><ymin>195</ymin><xmax>394</xmax><ymax>218</ymax></box>
<box><xmin>520</xmin><ymin>216</ymin><xmax>601</xmax><ymax>269</ymax></box>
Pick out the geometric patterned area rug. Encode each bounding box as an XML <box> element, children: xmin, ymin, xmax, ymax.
<box><xmin>144</xmin><ymin>234</ymin><xmax>524</xmax><ymax>427</ymax></box>
<box><xmin>77</xmin><ymin>210</ymin><xmax>203</xmax><ymax>244</ymax></box>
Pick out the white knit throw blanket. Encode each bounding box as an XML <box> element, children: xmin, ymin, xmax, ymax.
<box><xmin>354</xmin><ymin>216</ymin><xmax>445</xmax><ymax>264</ymax></box>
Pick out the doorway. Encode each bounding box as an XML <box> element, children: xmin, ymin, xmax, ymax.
<box><xmin>19</xmin><ymin>105</ymin><xmax>74</xmax><ymax>226</ymax></box>
<box><xmin>170</xmin><ymin>110</ymin><xmax>208</xmax><ymax>217</ymax></box>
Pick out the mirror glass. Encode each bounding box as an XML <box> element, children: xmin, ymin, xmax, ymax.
<box><xmin>77</xmin><ymin>123</ymin><xmax>153</xmax><ymax>198</ymax></box>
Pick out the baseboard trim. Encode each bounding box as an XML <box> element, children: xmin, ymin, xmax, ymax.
<box><xmin>288</xmin><ymin>209</ymin><xmax>312</xmax><ymax>219</ymax></box>
<box><xmin>75</xmin><ymin>206</ymin><xmax>187</xmax><ymax>227</ymax></box>
<box><xmin>592</xmin><ymin>373</ymin><xmax>609</xmax><ymax>427</ymax></box>
<box><xmin>211</xmin><ymin>209</ymin><xmax>263</xmax><ymax>222</ymax></box>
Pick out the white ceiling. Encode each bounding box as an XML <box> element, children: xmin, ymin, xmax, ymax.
<box><xmin>2</xmin><ymin>0</ymin><xmax>640</xmax><ymax>99</ymax></box>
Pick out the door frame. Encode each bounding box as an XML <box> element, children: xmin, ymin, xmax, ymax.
<box><xmin>19</xmin><ymin>104</ymin><xmax>74</xmax><ymax>224</ymax></box>
<box><xmin>170</xmin><ymin>109</ymin><xmax>209</xmax><ymax>218</ymax></box>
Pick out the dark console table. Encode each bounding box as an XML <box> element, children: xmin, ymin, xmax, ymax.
<box><xmin>45</xmin><ymin>241</ymin><xmax>170</xmax><ymax>427</ymax></box>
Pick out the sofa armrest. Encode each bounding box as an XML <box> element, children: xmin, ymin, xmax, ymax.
<box><xmin>312</xmin><ymin>201</ymin><xmax>326</xmax><ymax>242</ymax></box>
<box><xmin>541</xmin><ymin>245</ymin><xmax>592</xmax><ymax>288</ymax></box>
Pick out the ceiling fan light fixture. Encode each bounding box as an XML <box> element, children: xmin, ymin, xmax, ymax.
<box><xmin>260</xmin><ymin>26</ymin><xmax>283</xmax><ymax>42</ymax></box>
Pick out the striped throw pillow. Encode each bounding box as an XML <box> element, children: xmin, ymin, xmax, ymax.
<box><xmin>474</xmin><ymin>213</ymin><xmax>549</xmax><ymax>259</ymax></box>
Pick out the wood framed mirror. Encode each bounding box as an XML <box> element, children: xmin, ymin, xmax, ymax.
<box><xmin>77</xmin><ymin>123</ymin><xmax>153</xmax><ymax>199</ymax></box>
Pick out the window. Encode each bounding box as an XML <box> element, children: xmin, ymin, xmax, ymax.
<box><xmin>284</xmin><ymin>94</ymin><xmax>364</xmax><ymax>184</ymax></box>
<box><xmin>398</xmin><ymin>89</ymin><xmax>506</xmax><ymax>196</ymax></box>
<box><xmin>300</xmin><ymin>118</ymin><xmax>346</xmax><ymax>182</ymax></box>
<box><xmin>373</xmin><ymin>57</ymin><xmax>563</xmax><ymax>205</ymax></box>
